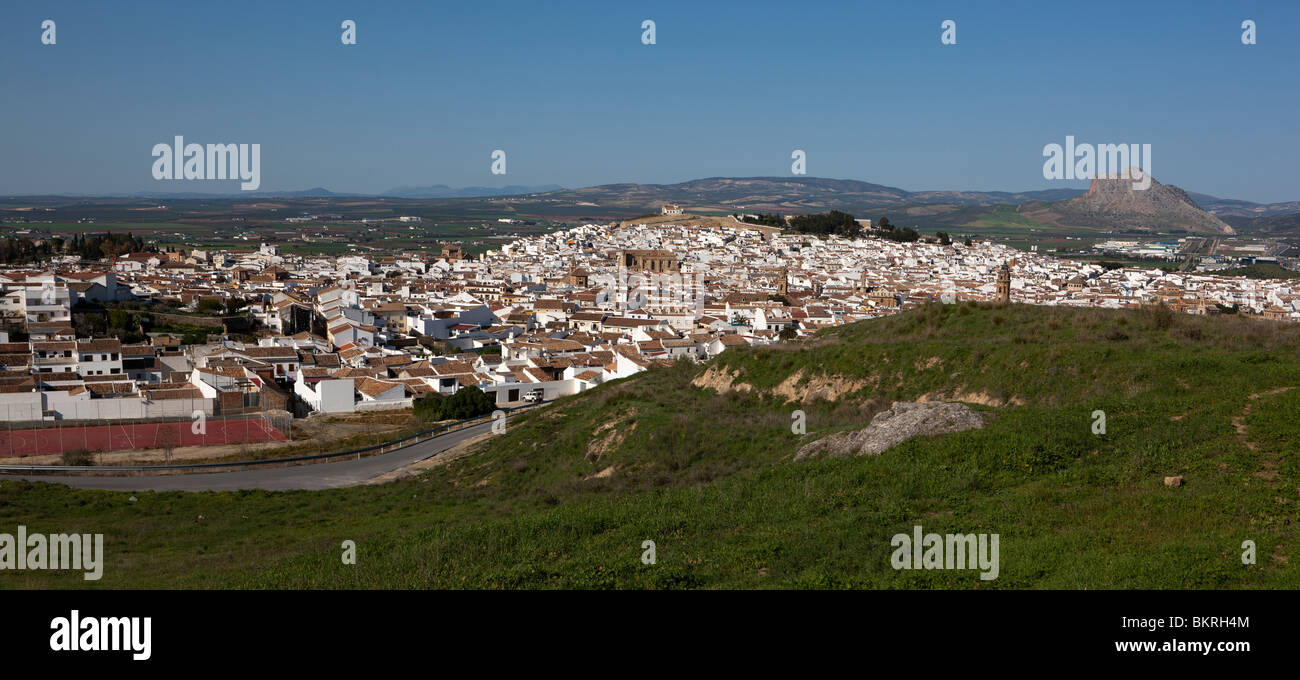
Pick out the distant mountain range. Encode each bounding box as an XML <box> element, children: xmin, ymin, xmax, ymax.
<box><xmin>8</xmin><ymin>176</ymin><xmax>1299</xmax><ymax>235</ymax></box>
<box><xmin>519</xmin><ymin>176</ymin><xmax>1087</xmax><ymax>214</ymax></box>
<box><xmin>16</xmin><ymin>185</ymin><xmax>566</xmax><ymax>200</ymax></box>
<box><xmin>1186</xmin><ymin>194</ymin><xmax>1300</xmax><ymax>218</ymax></box>
<box><xmin>14</xmin><ymin>177</ymin><xmax>1297</xmax><ymax>212</ymax></box>
<box><xmin>512</xmin><ymin>176</ymin><xmax>1290</xmax><ymax>235</ymax></box>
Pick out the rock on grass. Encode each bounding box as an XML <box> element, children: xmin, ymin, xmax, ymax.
<box><xmin>795</xmin><ymin>401</ymin><xmax>985</xmax><ymax>461</ymax></box>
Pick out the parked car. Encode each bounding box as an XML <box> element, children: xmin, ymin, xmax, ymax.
<box><xmin>524</xmin><ymin>389</ymin><xmax>544</xmax><ymax>403</ymax></box>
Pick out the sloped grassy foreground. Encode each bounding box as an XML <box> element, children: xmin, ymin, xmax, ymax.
<box><xmin>3</xmin><ymin>303</ymin><xmax>1299</xmax><ymax>588</ymax></box>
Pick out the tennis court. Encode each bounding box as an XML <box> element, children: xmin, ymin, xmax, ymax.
<box><xmin>0</xmin><ymin>416</ymin><xmax>287</xmax><ymax>457</ymax></box>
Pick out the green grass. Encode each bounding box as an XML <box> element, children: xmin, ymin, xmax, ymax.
<box><xmin>2</xmin><ymin>303</ymin><xmax>1298</xmax><ymax>589</ymax></box>
<box><xmin>1214</xmin><ymin>263</ymin><xmax>1300</xmax><ymax>279</ymax></box>
<box><xmin>966</xmin><ymin>205</ymin><xmax>1050</xmax><ymax>231</ymax></box>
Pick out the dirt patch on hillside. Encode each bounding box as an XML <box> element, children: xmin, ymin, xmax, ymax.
<box><xmin>586</xmin><ymin>412</ymin><xmax>637</xmax><ymax>463</ymax></box>
<box><xmin>1234</xmin><ymin>387</ymin><xmax>1294</xmax><ymax>451</ymax></box>
<box><xmin>918</xmin><ymin>388</ymin><xmax>1024</xmax><ymax>407</ymax></box>
<box><xmin>771</xmin><ymin>368</ymin><xmax>876</xmax><ymax>403</ymax></box>
<box><xmin>693</xmin><ymin>364</ymin><xmax>1016</xmax><ymax>407</ymax></box>
<box><xmin>584</xmin><ymin>465</ymin><xmax>617</xmax><ymax>481</ymax></box>
<box><xmin>693</xmin><ymin>365</ymin><xmax>875</xmax><ymax>403</ymax></box>
<box><xmin>1233</xmin><ymin>386</ymin><xmax>1294</xmax><ymax>481</ymax></box>
<box><xmin>691</xmin><ymin>366</ymin><xmax>754</xmax><ymax>394</ymax></box>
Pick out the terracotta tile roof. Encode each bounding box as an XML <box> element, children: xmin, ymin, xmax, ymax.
<box><xmin>356</xmin><ymin>377</ymin><xmax>405</xmax><ymax>398</ymax></box>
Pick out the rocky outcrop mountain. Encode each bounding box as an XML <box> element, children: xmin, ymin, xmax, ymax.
<box><xmin>1036</xmin><ymin>169</ymin><xmax>1235</xmax><ymax>234</ymax></box>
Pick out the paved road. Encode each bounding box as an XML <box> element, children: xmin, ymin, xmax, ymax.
<box><xmin>7</xmin><ymin>420</ymin><xmax>495</xmax><ymax>493</ymax></box>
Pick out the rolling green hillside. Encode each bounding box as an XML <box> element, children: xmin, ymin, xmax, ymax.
<box><xmin>3</xmin><ymin>303</ymin><xmax>1298</xmax><ymax>589</ymax></box>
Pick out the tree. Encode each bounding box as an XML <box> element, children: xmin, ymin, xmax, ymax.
<box><xmin>414</xmin><ymin>386</ymin><xmax>497</xmax><ymax>422</ymax></box>
<box><xmin>413</xmin><ymin>393</ymin><xmax>446</xmax><ymax>421</ymax></box>
<box><xmin>107</xmin><ymin>308</ymin><xmax>131</xmax><ymax>328</ymax></box>
<box><xmin>739</xmin><ymin>213</ymin><xmax>785</xmax><ymax>228</ymax></box>
<box><xmin>864</xmin><ymin>216</ymin><xmax>918</xmax><ymax>243</ymax></box>
<box><xmin>936</xmin><ymin>232</ymin><xmax>952</xmax><ymax>245</ymax></box>
<box><xmin>787</xmin><ymin>210</ymin><xmax>861</xmax><ymax>238</ymax></box>
<box><xmin>156</xmin><ymin>427</ymin><xmax>179</xmax><ymax>464</ymax></box>
<box><xmin>778</xmin><ymin>327</ymin><xmax>798</xmax><ymax>341</ymax></box>
<box><xmin>440</xmin><ymin>386</ymin><xmax>497</xmax><ymax>420</ymax></box>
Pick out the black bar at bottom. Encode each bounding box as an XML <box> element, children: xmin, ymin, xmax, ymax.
<box><xmin>1</xmin><ymin>589</ymin><xmax>1287</xmax><ymax>669</ymax></box>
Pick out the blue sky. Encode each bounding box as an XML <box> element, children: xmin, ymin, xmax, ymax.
<box><xmin>2</xmin><ymin>0</ymin><xmax>1297</xmax><ymax>202</ymax></box>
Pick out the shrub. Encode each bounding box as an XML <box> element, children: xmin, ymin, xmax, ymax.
<box><xmin>413</xmin><ymin>392</ymin><xmax>446</xmax><ymax>421</ymax></box>
<box><xmin>197</xmin><ymin>299</ymin><xmax>224</xmax><ymax>314</ymax></box>
<box><xmin>1141</xmin><ymin>303</ymin><xmax>1175</xmax><ymax>330</ymax></box>
<box><xmin>61</xmin><ymin>448</ymin><xmax>94</xmax><ymax>466</ymax></box>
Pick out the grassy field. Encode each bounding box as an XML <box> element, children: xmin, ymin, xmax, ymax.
<box><xmin>2</xmin><ymin>303</ymin><xmax>1298</xmax><ymax>589</ymax></box>
<box><xmin>966</xmin><ymin>204</ymin><xmax>1050</xmax><ymax>231</ymax></box>
<box><xmin>1214</xmin><ymin>263</ymin><xmax>1300</xmax><ymax>279</ymax></box>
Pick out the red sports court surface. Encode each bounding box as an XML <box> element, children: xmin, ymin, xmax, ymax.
<box><xmin>0</xmin><ymin>417</ymin><xmax>286</xmax><ymax>457</ymax></box>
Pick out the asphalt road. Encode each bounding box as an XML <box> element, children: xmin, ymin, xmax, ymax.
<box><xmin>7</xmin><ymin>420</ymin><xmax>496</xmax><ymax>493</ymax></box>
